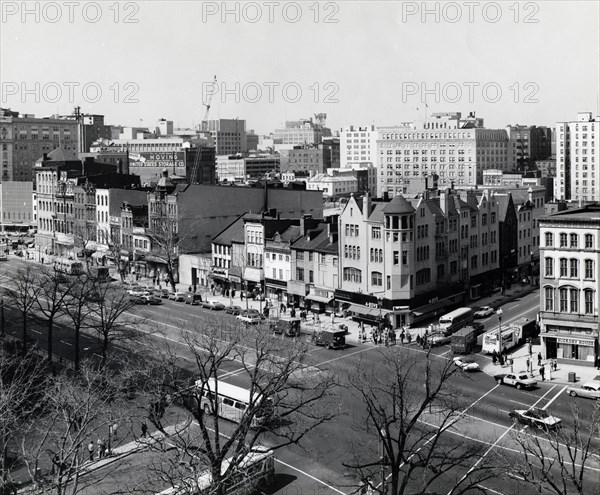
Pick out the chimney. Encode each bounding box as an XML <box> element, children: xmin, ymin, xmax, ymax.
<box><xmin>327</xmin><ymin>223</ymin><xmax>334</xmax><ymax>244</ymax></box>
<box><xmin>439</xmin><ymin>188</ymin><xmax>450</xmax><ymax>215</ymax></box>
<box><xmin>363</xmin><ymin>191</ymin><xmax>371</xmax><ymax>220</ymax></box>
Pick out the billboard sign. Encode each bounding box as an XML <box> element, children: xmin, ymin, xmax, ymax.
<box><xmin>129</xmin><ymin>152</ymin><xmax>185</xmax><ymax>169</ymax></box>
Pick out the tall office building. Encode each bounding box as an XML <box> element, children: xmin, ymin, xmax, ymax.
<box><xmin>340</xmin><ymin>124</ymin><xmax>380</xmax><ymax>169</ymax></box>
<box><xmin>555</xmin><ymin>112</ymin><xmax>600</xmax><ymax>202</ymax></box>
<box><xmin>207</xmin><ymin>119</ymin><xmax>247</xmax><ymax>155</ymax></box>
<box><xmin>273</xmin><ymin>117</ymin><xmax>331</xmax><ymax>146</ymax></box>
<box><xmin>505</xmin><ymin>124</ymin><xmax>552</xmax><ymax>172</ymax></box>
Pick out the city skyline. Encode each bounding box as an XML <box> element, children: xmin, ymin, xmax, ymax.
<box><xmin>1</xmin><ymin>1</ymin><xmax>599</xmax><ymax>133</ymax></box>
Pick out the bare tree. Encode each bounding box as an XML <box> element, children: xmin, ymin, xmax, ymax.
<box><xmin>88</xmin><ymin>281</ymin><xmax>135</xmax><ymax>366</ymax></box>
<box><xmin>4</xmin><ymin>266</ymin><xmax>40</xmax><ymax>356</ymax></box>
<box><xmin>146</xmin><ymin>211</ymin><xmax>180</xmax><ymax>293</ymax></box>
<box><xmin>343</xmin><ymin>348</ymin><xmax>497</xmax><ymax>495</ymax></box>
<box><xmin>140</xmin><ymin>317</ymin><xmax>338</xmax><ymax>494</ymax></box>
<box><xmin>62</xmin><ymin>276</ymin><xmax>95</xmax><ymax>371</ymax></box>
<box><xmin>35</xmin><ymin>267</ymin><xmax>78</xmax><ymax>365</ymax></box>
<box><xmin>18</xmin><ymin>363</ymin><xmax>133</xmax><ymax>495</ymax></box>
<box><xmin>510</xmin><ymin>402</ymin><xmax>600</xmax><ymax>495</ymax></box>
<box><xmin>0</xmin><ymin>348</ymin><xmax>47</xmax><ymax>491</ymax></box>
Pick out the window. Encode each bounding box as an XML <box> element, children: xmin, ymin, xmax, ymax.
<box><xmin>570</xmin><ymin>233</ymin><xmax>578</xmax><ymax>248</ymax></box>
<box><xmin>560</xmin><ymin>258</ymin><xmax>567</xmax><ymax>277</ymax></box>
<box><xmin>584</xmin><ymin>290</ymin><xmax>594</xmax><ymax>314</ymax></box>
<box><xmin>560</xmin><ymin>233</ymin><xmax>567</xmax><ymax>247</ymax></box>
<box><xmin>545</xmin><ymin>287</ymin><xmax>554</xmax><ymax>311</ymax></box>
<box><xmin>308</xmin><ymin>252</ymin><xmax>313</xmax><ymax>262</ymax></box>
<box><xmin>585</xmin><ymin>234</ymin><xmax>593</xmax><ymax>249</ymax></box>
<box><xmin>371</xmin><ymin>271</ymin><xmax>383</xmax><ymax>286</ymax></box>
<box><xmin>297</xmin><ymin>251</ymin><xmax>304</xmax><ymax>261</ymax></box>
<box><xmin>545</xmin><ymin>232</ymin><xmax>553</xmax><ymax>247</ymax></box>
<box><xmin>570</xmin><ymin>289</ymin><xmax>579</xmax><ymax>313</ymax></box>
<box><xmin>559</xmin><ymin>288</ymin><xmax>568</xmax><ymax>312</ymax></box>
<box><xmin>393</xmin><ymin>251</ymin><xmax>399</xmax><ymax>265</ymax></box>
<box><xmin>570</xmin><ymin>259</ymin><xmax>578</xmax><ymax>278</ymax></box>
<box><xmin>544</xmin><ymin>258</ymin><xmax>553</xmax><ymax>277</ymax></box>
<box><xmin>372</xmin><ymin>227</ymin><xmax>381</xmax><ymax>239</ymax></box>
<box><xmin>585</xmin><ymin>259</ymin><xmax>593</xmax><ymax>279</ymax></box>
<box><xmin>343</xmin><ymin>267</ymin><xmax>362</xmax><ymax>283</ymax></box>
<box><xmin>296</xmin><ymin>268</ymin><xmax>304</xmax><ymax>281</ymax></box>
<box><xmin>309</xmin><ymin>270</ymin><xmax>314</xmax><ymax>283</ymax></box>
<box><xmin>402</xmin><ymin>250</ymin><xmax>408</xmax><ymax>264</ymax></box>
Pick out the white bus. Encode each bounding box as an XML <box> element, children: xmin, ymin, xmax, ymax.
<box><xmin>439</xmin><ymin>307</ymin><xmax>474</xmax><ymax>335</ymax></box>
<box><xmin>195</xmin><ymin>378</ymin><xmax>273</xmax><ymax>428</ymax></box>
<box><xmin>157</xmin><ymin>447</ymin><xmax>275</xmax><ymax>495</ymax></box>
<box><xmin>53</xmin><ymin>258</ymin><xmax>84</xmax><ymax>275</ymax></box>
<box><xmin>482</xmin><ymin>327</ymin><xmax>519</xmax><ymax>354</ymax></box>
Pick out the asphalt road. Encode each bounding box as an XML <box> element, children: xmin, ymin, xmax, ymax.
<box><xmin>2</xmin><ymin>257</ymin><xmax>599</xmax><ymax>495</ymax></box>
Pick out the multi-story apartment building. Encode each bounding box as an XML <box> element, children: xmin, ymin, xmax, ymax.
<box><xmin>335</xmin><ymin>189</ymin><xmax>499</xmax><ymax>328</ymax></box>
<box><xmin>555</xmin><ymin>112</ymin><xmax>600</xmax><ymax>202</ymax></box>
<box><xmin>207</xmin><ymin>118</ymin><xmax>247</xmax><ymax>155</ymax></box>
<box><xmin>287</xmin><ymin>144</ymin><xmax>335</xmax><ymax>175</ymax></box>
<box><xmin>539</xmin><ymin>205</ymin><xmax>600</xmax><ymax>367</ymax></box>
<box><xmin>0</xmin><ymin>181</ymin><xmax>34</xmax><ymax>233</ymax></box>
<box><xmin>377</xmin><ymin>112</ymin><xmax>510</xmax><ymax>196</ymax></box>
<box><xmin>505</xmin><ymin>124</ymin><xmax>552</xmax><ymax>171</ymax></box>
<box><xmin>1</xmin><ymin>108</ymin><xmax>79</xmax><ymax>182</ymax></box>
<box><xmin>273</xmin><ymin>117</ymin><xmax>331</xmax><ymax>146</ymax></box>
<box><xmin>340</xmin><ymin>124</ymin><xmax>380</xmax><ymax>169</ymax></box>
<box><xmin>289</xmin><ymin>220</ymin><xmax>338</xmax><ymax>314</ymax></box>
<box><xmin>216</xmin><ymin>155</ymin><xmax>245</xmax><ymax>183</ymax></box>
<box><xmin>264</xmin><ymin>225</ymin><xmax>302</xmax><ymax>302</ymax></box>
<box><xmin>306</xmin><ymin>174</ymin><xmax>358</xmax><ymax>197</ymax></box>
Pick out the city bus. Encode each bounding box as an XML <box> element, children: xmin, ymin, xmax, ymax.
<box><xmin>53</xmin><ymin>258</ymin><xmax>84</xmax><ymax>275</ymax></box>
<box><xmin>439</xmin><ymin>307</ymin><xmax>474</xmax><ymax>335</ymax></box>
<box><xmin>157</xmin><ymin>447</ymin><xmax>275</xmax><ymax>495</ymax></box>
<box><xmin>195</xmin><ymin>378</ymin><xmax>273</xmax><ymax>428</ymax></box>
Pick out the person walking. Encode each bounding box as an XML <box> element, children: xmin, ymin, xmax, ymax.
<box><xmin>97</xmin><ymin>437</ymin><xmax>106</xmax><ymax>459</ymax></box>
<box><xmin>537</xmin><ymin>352</ymin><xmax>542</xmax><ymax>367</ymax></box>
<box><xmin>552</xmin><ymin>359</ymin><xmax>557</xmax><ymax>372</ymax></box>
<box><xmin>87</xmin><ymin>441</ymin><xmax>95</xmax><ymax>462</ymax></box>
<box><xmin>539</xmin><ymin>365</ymin><xmax>546</xmax><ymax>381</ymax></box>
<box><xmin>492</xmin><ymin>350</ymin><xmax>498</xmax><ymax>365</ymax></box>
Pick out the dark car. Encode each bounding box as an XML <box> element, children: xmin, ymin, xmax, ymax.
<box><xmin>153</xmin><ymin>288</ymin><xmax>170</xmax><ymax>299</ymax></box>
<box><xmin>140</xmin><ymin>295</ymin><xmax>163</xmax><ymax>305</ymax></box>
<box><xmin>509</xmin><ymin>408</ymin><xmax>561</xmax><ymax>430</ymax></box>
<box><xmin>226</xmin><ymin>305</ymin><xmax>242</xmax><ymax>315</ymax></box>
<box><xmin>130</xmin><ymin>296</ymin><xmax>146</xmax><ymax>305</ymax></box>
<box><xmin>184</xmin><ymin>293</ymin><xmax>203</xmax><ymax>305</ymax></box>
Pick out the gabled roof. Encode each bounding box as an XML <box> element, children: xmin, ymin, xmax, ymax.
<box><xmin>495</xmin><ymin>194</ymin><xmax>515</xmax><ymax>220</ymax></box>
<box><xmin>212</xmin><ymin>214</ymin><xmax>248</xmax><ymax>245</ymax></box>
<box><xmin>382</xmin><ymin>194</ymin><xmax>414</xmax><ymax>215</ymax></box>
<box><xmin>291</xmin><ymin>223</ymin><xmax>338</xmax><ymax>254</ymax></box>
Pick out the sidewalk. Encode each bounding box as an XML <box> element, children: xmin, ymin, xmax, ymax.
<box><xmin>481</xmin><ymin>342</ymin><xmax>600</xmax><ymax>386</ymax></box>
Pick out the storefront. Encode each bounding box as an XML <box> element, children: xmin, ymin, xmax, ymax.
<box><xmin>287</xmin><ymin>280</ymin><xmax>308</xmax><ymax>308</ymax></box>
<box><xmin>305</xmin><ymin>288</ymin><xmax>335</xmax><ymax>314</ymax></box>
<box><xmin>265</xmin><ymin>278</ymin><xmax>287</xmax><ymax>302</ymax></box>
<box><xmin>542</xmin><ymin>331</ymin><xmax>597</xmax><ymax>367</ymax></box>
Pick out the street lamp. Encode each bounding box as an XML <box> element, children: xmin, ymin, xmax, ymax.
<box><xmin>496</xmin><ymin>308</ymin><xmax>503</xmax><ymax>359</ymax></box>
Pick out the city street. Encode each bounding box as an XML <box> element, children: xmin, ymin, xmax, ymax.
<box><xmin>1</xmin><ymin>256</ymin><xmax>599</xmax><ymax>494</ymax></box>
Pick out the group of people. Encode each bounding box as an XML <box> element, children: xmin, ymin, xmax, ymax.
<box><xmin>491</xmin><ymin>348</ymin><xmax>510</xmax><ymax>366</ymax></box>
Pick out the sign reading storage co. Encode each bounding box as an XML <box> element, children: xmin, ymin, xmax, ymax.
<box><xmin>130</xmin><ymin>152</ymin><xmax>185</xmax><ymax>169</ymax></box>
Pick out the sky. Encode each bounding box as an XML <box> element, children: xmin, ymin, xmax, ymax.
<box><xmin>1</xmin><ymin>1</ymin><xmax>599</xmax><ymax>134</ymax></box>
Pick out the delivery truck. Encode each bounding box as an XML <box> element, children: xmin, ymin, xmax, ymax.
<box><xmin>481</xmin><ymin>317</ymin><xmax>538</xmax><ymax>354</ymax></box>
<box><xmin>451</xmin><ymin>326</ymin><xmax>478</xmax><ymax>354</ymax></box>
<box><xmin>311</xmin><ymin>329</ymin><xmax>346</xmax><ymax>349</ymax></box>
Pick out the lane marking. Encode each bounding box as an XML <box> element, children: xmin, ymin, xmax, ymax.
<box><xmin>275</xmin><ymin>458</ymin><xmax>347</xmax><ymax>495</ymax></box>
<box><xmin>59</xmin><ymin>340</ymin><xmax>73</xmax><ymax>347</ymax></box>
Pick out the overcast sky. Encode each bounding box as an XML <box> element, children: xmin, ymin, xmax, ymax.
<box><xmin>1</xmin><ymin>1</ymin><xmax>598</xmax><ymax>133</ymax></box>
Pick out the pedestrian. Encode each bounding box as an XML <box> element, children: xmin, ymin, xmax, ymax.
<box><xmin>264</xmin><ymin>306</ymin><xmax>269</xmax><ymax>318</ymax></box>
<box><xmin>539</xmin><ymin>365</ymin><xmax>545</xmax><ymax>381</ymax></box>
<box><xmin>537</xmin><ymin>352</ymin><xmax>542</xmax><ymax>367</ymax></box>
<box><xmin>416</xmin><ymin>334</ymin><xmax>421</xmax><ymax>345</ymax></box>
<box><xmin>407</xmin><ymin>332</ymin><xmax>412</xmax><ymax>343</ymax></box>
<box><xmin>499</xmin><ymin>354</ymin><xmax>504</xmax><ymax>366</ymax></box>
<box><xmin>526</xmin><ymin>358</ymin><xmax>530</xmax><ymax>372</ymax></box>
<box><xmin>87</xmin><ymin>441</ymin><xmax>95</xmax><ymax>461</ymax></box>
<box><xmin>492</xmin><ymin>350</ymin><xmax>498</xmax><ymax>365</ymax></box>
<box><xmin>553</xmin><ymin>359</ymin><xmax>557</xmax><ymax>371</ymax></box>
<box><xmin>400</xmin><ymin>330</ymin><xmax>405</xmax><ymax>344</ymax></box>
<box><xmin>290</xmin><ymin>307</ymin><xmax>296</xmax><ymax>318</ymax></box>
<box><xmin>502</xmin><ymin>346</ymin><xmax>508</xmax><ymax>358</ymax></box>
<box><xmin>331</xmin><ymin>312</ymin><xmax>335</xmax><ymax>324</ymax></box>
<box><xmin>97</xmin><ymin>437</ymin><xmax>106</xmax><ymax>458</ymax></box>
<box><xmin>141</xmin><ymin>421</ymin><xmax>148</xmax><ymax>438</ymax></box>
<box><xmin>280</xmin><ymin>303</ymin><xmax>285</xmax><ymax>314</ymax></box>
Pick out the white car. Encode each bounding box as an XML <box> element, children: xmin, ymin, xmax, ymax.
<box><xmin>453</xmin><ymin>357</ymin><xmax>480</xmax><ymax>371</ymax></box>
<box><xmin>168</xmin><ymin>292</ymin><xmax>186</xmax><ymax>302</ymax></box>
<box><xmin>128</xmin><ymin>288</ymin><xmax>150</xmax><ymax>297</ymax></box>
<box><xmin>566</xmin><ymin>381</ymin><xmax>600</xmax><ymax>400</ymax></box>
<box><xmin>237</xmin><ymin>310</ymin><xmax>262</xmax><ymax>325</ymax></box>
<box><xmin>509</xmin><ymin>408</ymin><xmax>562</xmax><ymax>430</ymax></box>
<box><xmin>474</xmin><ymin>306</ymin><xmax>494</xmax><ymax>318</ymax></box>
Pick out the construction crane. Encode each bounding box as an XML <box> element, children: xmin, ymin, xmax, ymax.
<box><xmin>201</xmin><ymin>75</ymin><xmax>217</xmax><ymax>133</ymax></box>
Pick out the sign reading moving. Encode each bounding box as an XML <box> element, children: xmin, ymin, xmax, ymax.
<box><xmin>130</xmin><ymin>152</ymin><xmax>185</xmax><ymax>169</ymax></box>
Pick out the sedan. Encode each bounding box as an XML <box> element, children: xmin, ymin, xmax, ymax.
<box><xmin>566</xmin><ymin>381</ymin><xmax>600</xmax><ymax>400</ymax></box>
<box><xmin>474</xmin><ymin>306</ymin><xmax>494</xmax><ymax>318</ymax></box>
<box><xmin>237</xmin><ymin>310</ymin><xmax>262</xmax><ymax>325</ymax></box>
<box><xmin>140</xmin><ymin>295</ymin><xmax>162</xmax><ymax>305</ymax></box>
<box><xmin>493</xmin><ymin>372</ymin><xmax>537</xmax><ymax>390</ymax></box>
<box><xmin>202</xmin><ymin>300</ymin><xmax>225</xmax><ymax>311</ymax></box>
<box><xmin>153</xmin><ymin>288</ymin><xmax>170</xmax><ymax>299</ymax></box>
<box><xmin>168</xmin><ymin>292</ymin><xmax>186</xmax><ymax>302</ymax></box>
<box><xmin>453</xmin><ymin>357</ymin><xmax>480</xmax><ymax>371</ymax></box>
<box><xmin>509</xmin><ymin>408</ymin><xmax>562</xmax><ymax>430</ymax></box>
<box><xmin>128</xmin><ymin>288</ymin><xmax>150</xmax><ymax>297</ymax></box>
<box><xmin>226</xmin><ymin>305</ymin><xmax>242</xmax><ymax>315</ymax></box>
<box><xmin>130</xmin><ymin>296</ymin><xmax>146</xmax><ymax>305</ymax></box>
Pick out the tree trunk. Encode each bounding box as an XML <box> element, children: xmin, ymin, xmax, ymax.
<box><xmin>47</xmin><ymin>318</ymin><xmax>54</xmax><ymax>363</ymax></box>
<box><xmin>74</xmin><ymin>324</ymin><xmax>80</xmax><ymax>371</ymax></box>
<box><xmin>21</xmin><ymin>313</ymin><xmax>27</xmax><ymax>356</ymax></box>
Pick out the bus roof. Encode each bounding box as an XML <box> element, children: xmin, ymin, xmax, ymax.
<box><xmin>194</xmin><ymin>378</ymin><xmax>262</xmax><ymax>404</ymax></box>
<box><xmin>440</xmin><ymin>307</ymin><xmax>473</xmax><ymax>320</ymax></box>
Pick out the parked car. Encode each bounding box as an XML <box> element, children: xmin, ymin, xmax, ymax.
<box><xmin>168</xmin><ymin>292</ymin><xmax>186</xmax><ymax>302</ymax></box>
<box><xmin>130</xmin><ymin>296</ymin><xmax>146</xmax><ymax>305</ymax></box>
<box><xmin>453</xmin><ymin>356</ymin><xmax>480</xmax><ymax>372</ymax></box>
<box><xmin>202</xmin><ymin>300</ymin><xmax>225</xmax><ymax>311</ymax></box>
<box><xmin>128</xmin><ymin>288</ymin><xmax>150</xmax><ymax>297</ymax></box>
<box><xmin>566</xmin><ymin>381</ymin><xmax>600</xmax><ymax>400</ymax></box>
<box><xmin>226</xmin><ymin>305</ymin><xmax>242</xmax><ymax>315</ymax></box>
<box><xmin>474</xmin><ymin>306</ymin><xmax>494</xmax><ymax>318</ymax></box>
<box><xmin>140</xmin><ymin>295</ymin><xmax>162</xmax><ymax>305</ymax></box>
<box><xmin>0</xmin><ymin>253</ymin><xmax>7</xmax><ymax>262</ymax></box>
<box><xmin>493</xmin><ymin>372</ymin><xmax>537</xmax><ymax>390</ymax></box>
<box><xmin>509</xmin><ymin>408</ymin><xmax>562</xmax><ymax>430</ymax></box>
<box><xmin>237</xmin><ymin>310</ymin><xmax>262</xmax><ymax>324</ymax></box>
<box><xmin>184</xmin><ymin>293</ymin><xmax>203</xmax><ymax>305</ymax></box>
<box><xmin>153</xmin><ymin>288</ymin><xmax>170</xmax><ymax>299</ymax></box>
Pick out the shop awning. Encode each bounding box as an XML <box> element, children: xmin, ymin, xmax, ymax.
<box><xmin>348</xmin><ymin>304</ymin><xmax>381</xmax><ymax>317</ymax></box>
<box><xmin>305</xmin><ymin>294</ymin><xmax>333</xmax><ymax>304</ymax></box>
